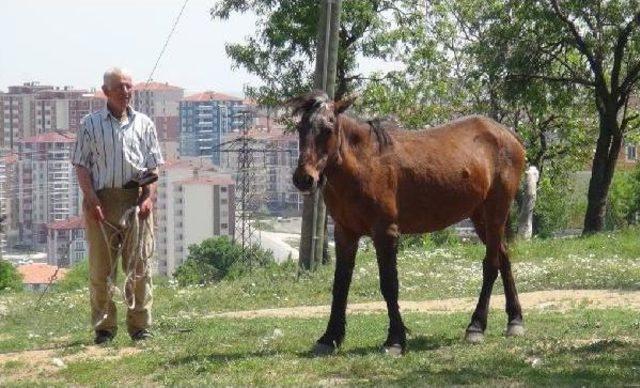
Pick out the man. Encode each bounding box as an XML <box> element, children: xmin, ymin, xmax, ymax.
<box><xmin>71</xmin><ymin>68</ymin><xmax>164</xmax><ymax>344</ymax></box>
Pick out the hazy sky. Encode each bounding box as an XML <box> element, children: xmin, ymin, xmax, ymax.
<box><xmin>1</xmin><ymin>0</ymin><xmax>400</xmax><ymax>97</ymax></box>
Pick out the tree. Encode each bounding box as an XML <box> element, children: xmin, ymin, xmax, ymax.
<box><xmin>501</xmin><ymin>0</ymin><xmax>640</xmax><ymax>233</ymax></box>
<box><xmin>0</xmin><ymin>260</ymin><xmax>22</xmax><ymax>293</ymax></box>
<box><xmin>211</xmin><ymin>0</ymin><xmax>425</xmax><ymax>105</ymax></box>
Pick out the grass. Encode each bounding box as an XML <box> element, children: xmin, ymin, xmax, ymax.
<box><xmin>0</xmin><ymin>227</ymin><xmax>639</xmax><ymax>386</ymax></box>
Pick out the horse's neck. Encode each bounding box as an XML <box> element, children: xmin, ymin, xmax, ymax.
<box><xmin>325</xmin><ymin>116</ymin><xmax>376</xmax><ymax>183</ymax></box>
<box><xmin>339</xmin><ymin>116</ymin><xmax>377</xmax><ymax>157</ymax></box>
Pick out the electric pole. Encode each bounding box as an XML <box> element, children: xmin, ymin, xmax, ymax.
<box><xmin>299</xmin><ymin>0</ymin><xmax>342</xmax><ymax>271</ymax></box>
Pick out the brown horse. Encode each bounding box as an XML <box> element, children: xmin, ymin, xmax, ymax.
<box><xmin>291</xmin><ymin>90</ymin><xmax>526</xmax><ymax>355</ymax></box>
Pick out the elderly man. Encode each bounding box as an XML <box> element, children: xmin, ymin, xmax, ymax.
<box><xmin>71</xmin><ymin>68</ymin><xmax>164</xmax><ymax>344</ymax></box>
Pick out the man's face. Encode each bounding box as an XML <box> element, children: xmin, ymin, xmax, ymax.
<box><xmin>103</xmin><ymin>73</ymin><xmax>133</xmax><ymax>109</ymax></box>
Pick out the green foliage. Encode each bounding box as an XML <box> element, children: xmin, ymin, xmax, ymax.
<box><xmin>56</xmin><ymin>259</ymin><xmax>90</xmax><ymax>291</ymax></box>
<box><xmin>174</xmin><ymin>236</ymin><xmax>275</xmax><ymax>286</ymax></box>
<box><xmin>606</xmin><ymin>167</ymin><xmax>640</xmax><ymax>229</ymax></box>
<box><xmin>0</xmin><ymin>260</ymin><xmax>22</xmax><ymax>293</ymax></box>
<box><xmin>533</xmin><ymin>176</ymin><xmax>572</xmax><ymax>238</ymax></box>
<box><xmin>211</xmin><ymin>0</ymin><xmax>423</xmax><ymax>104</ymax></box>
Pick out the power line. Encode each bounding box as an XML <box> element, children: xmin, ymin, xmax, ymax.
<box><xmin>143</xmin><ymin>0</ymin><xmax>190</xmax><ymax>88</ymax></box>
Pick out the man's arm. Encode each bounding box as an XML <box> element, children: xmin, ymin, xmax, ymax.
<box><xmin>137</xmin><ymin>168</ymin><xmax>158</xmax><ymax>219</ymax></box>
<box><xmin>76</xmin><ymin>165</ymin><xmax>104</xmax><ymax>222</ymax></box>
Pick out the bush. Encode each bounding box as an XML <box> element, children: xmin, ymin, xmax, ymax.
<box><xmin>56</xmin><ymin>259</ymin><xmax>90</xmax><ymax>291</ymax></box>
<box><xmin>399</xmin><ymin>228</ymin><xmax>460</xmax><ymax>250</ymax></box>
<box><xmin>533</xmin><ymin>175</ymin><xmax>572</xmax><ymax>238</ymax></box>
<box><xmin>605</xmin><ymin>168</ymin><xmax>640</xmax><ymax>229</ymax></box>
<box><xmin>174</xmin><ymin>236</ymin><xmax>275</xmax><ymax>286</ymax></box>
<box><xmin>0</xmin><ymin>259</ymin><xmax>23</xmax><ymax>293</ymax></box>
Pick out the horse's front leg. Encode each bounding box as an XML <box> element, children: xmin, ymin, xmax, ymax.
<box><xmin>314</xmin><ymin>225</ymin><xmax>359</xmax><ymax>356</ymax></box>
<box><xmin>373</xmin><ymin>223</ymin><xmax>406</xmax><ymax>356</ymax></box>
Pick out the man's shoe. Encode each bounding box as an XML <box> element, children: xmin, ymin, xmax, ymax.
<box><xmin>131</xmin><ymin>329</ymin><xmax>153</xmax><ymax>341</ymax></box>
<box><xmin>94</xmin><ymin>330</ymin><xmax>114</xmax><ymax>345</ymax></box>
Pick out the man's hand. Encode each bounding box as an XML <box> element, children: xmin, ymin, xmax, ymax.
<box><xmin>85</xmin><ymin>193</ymin><xmax>105</xmax><ymax>222</ymax></box>
<box><xmin>138</xmin><ymin>197</ymin><xmax>153</xmax><ymax>220</ymax></box>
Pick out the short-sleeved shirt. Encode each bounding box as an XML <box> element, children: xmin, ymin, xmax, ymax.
<box><xmin>71</xmin><ymin>106</ymin><xmax>164</xmax><ymax>191</ymax></box>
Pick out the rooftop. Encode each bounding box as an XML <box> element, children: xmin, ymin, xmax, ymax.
<box><xmin>17</xmin><ymin>263</ymin><xmax>68</xmax><ymax>285</ymax></box>
<box><xmin>134</xmin><ymin>82</ymin><xmax>183</xmax><ymax>92</ymax></box>
<box><xmin>183</xmin><ymin>91</ymin><xmax>243</xmax><ymax>102</ymax></box>
<box><xmin>20</xmin><ymin>131</ymin><xmax>76</xmax><ymax>144</ymax></box>
<box><xmin>47</xmin><ymin>216</ymin><xmax>85</xmax><ymax>230</ymax></box>
<box><xmin>177</xmin><ymin>176</ymin><xmax>235</xmax><ymax>186</ymax></box>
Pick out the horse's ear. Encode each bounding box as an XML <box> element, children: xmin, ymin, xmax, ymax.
<box><xmin>334</xmin><ymin>94</ymin><xmax>357</xmax><ymax>114</ymax></box>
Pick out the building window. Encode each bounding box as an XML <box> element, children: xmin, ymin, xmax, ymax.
<box><xmin>627</xmin><ymin>145</ymin><xmax>637</xmax><ymax>161</ymax></box>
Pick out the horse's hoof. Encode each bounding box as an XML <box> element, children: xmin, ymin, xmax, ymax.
<box><xmin>465</xmin><ymin>330</ymin><xmax>485</xmax><ymax>344</ymax></box>
<box><xmin>506</xmin><ymin>323</ymin><xmax>525</xmax><ymax>337</ymax></box>
<box><xmin>312</xmin><ymin>342</ymin><xmax>336</xmax><ymax>357</ymax></box>
<box><xmin>382</xmin><ymin>344</ymin><xmax>404</xmax><ymax>357</ymax></box>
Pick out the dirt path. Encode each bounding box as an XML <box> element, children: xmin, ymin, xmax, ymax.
<box><xmin>208</xmin><ymin>289</ymin><xmax>640</xmax><ymax>319</ymax></box>
<box><xmin>0</xmin><ymin>346</ymin><xmax>142</xmax><ymax>382</ymax></box>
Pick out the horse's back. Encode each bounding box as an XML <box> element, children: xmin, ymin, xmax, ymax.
<box><xmin>391</xmin><ymin>115</ymin><xmax>525</xmax><ymax>233</ymax></box>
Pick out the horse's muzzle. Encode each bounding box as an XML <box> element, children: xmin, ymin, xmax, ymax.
<box><xmin>292</xmin><ymin>170</ymin><xmax>317</xmax><ymax>193</ymax></box>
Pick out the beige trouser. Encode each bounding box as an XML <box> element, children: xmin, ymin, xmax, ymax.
<box><xmin>84</xmin><ymin>188</ymin><xmax>153</xmax><ymax>336</ymax></box>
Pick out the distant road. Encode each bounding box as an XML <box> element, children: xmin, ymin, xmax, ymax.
<box><xmin>256</xmin><ymin>231</ymin><xmax>299</xmax><ymax>263</ymax></box>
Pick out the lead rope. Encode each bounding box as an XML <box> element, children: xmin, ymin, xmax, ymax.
<box><xmin>94</xmin><ymin>206</ymin><xmax>155</xmax><ymax>329</ymax></box>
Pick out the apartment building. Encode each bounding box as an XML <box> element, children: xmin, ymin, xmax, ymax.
<box><xmin>46</xmin><ymin>216</ymin><xmax>87</xmax><ymax>268</ymax></box>
<box><xmin>16</xmin><ymin>131</ymin><xmax>80</xmax><ymax>249</ymax></box>
<box><xmin>132</xmin><ymin>82</ymin><xmax>183</xmax><ymax>141</ymax></box>
<box><xmin>0</xmin><ymin>152</ymin><xmax>18</xmax><ymax>252</ymax></box>
<box><xmin>179</xmin><ymin>92</ymin><xmax>252</xmax><ymax>166</ymax></box>
<box><xmin>1</xmin><ymin>83</ymin><xmax>104</xmax><ymax>152</ymax></box>
<box><xmin>172</xmin><ymin>176</ymin><xmax>235</xmax><ymax>273</ymax></box>
<box><xmin>154</xmin><ymin>157</ymin><xmax>235</xmax><ymax>276</ymax></box>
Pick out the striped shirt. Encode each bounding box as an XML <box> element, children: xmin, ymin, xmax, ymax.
<box><xmin>71</xmin><ymin>106</ymin><xmax>164</xmax><ymax>191</ymax></box>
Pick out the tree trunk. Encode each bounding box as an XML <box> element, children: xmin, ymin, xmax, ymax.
<box><xmin>583</xmin><ymin>113</ymin><xmax>623</xmax><ymax>234</ymax></box>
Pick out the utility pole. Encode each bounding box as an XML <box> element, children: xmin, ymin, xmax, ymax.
<box><xmin>299</xmin><ymin>0</ymin><xmax>342</xmax><ymax>271</ymax></box>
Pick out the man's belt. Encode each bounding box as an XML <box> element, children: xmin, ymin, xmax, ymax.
<box><xmin>123</xmin><ymin>170</ymin><xmax>159</xmax><ymax>189</ymax></box>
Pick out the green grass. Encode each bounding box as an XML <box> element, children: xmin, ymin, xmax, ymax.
<box><xmin>0</xmin><ymin>228</ymin><xmax>639</xmax><ymax>386</ymax></box>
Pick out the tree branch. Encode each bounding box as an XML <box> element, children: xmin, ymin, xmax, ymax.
<box><xmin>507</xmin><ymin>73</ymin><xmax>595</xmax><ymax>87</ymax></box>
<box><xmin>619</xmin><ymin>60</ymin><xmax>640</xmax><ymax>97</ymax></box>
<box><xmin>549</xmin><ymin>0</ymin><xmax>608</xmax><ymax>92</ymax></box>
<box><xmin>612</xmin><ymin>12</ymin><xmax>640</xmax><ymax>93</ymax></box>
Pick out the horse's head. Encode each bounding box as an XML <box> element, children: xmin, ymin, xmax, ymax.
<box><xmin>290</xmin><ymin>90</ymin><xmax>356</xmax><ymax>193</ymax></box>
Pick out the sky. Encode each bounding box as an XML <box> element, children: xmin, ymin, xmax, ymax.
<box><xmin>0</xmin><ymin>0</ymin><xmax>400</xmax><ymax>98</ymax></box>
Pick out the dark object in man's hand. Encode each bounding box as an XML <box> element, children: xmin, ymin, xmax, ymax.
<box><xmin>123</xmin><ymin>170</ymin><xmax>159</xmax><ymax>189</ymax></box>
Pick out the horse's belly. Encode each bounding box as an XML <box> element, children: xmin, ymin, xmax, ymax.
<box><xmin>396</xmin><ymin>182</ymin><xmax>486</xmax><ymax>233</ymax></box>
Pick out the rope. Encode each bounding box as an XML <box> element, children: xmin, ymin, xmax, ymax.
<box><xmin>94</xmin><ymin>206</ymin><xmax>154</xmax><ymax>329</ymax></box>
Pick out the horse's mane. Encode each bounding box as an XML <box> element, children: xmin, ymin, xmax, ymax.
<box><xmin>366</xmin><ymin>117</ymin><xmax>397</xmax><ymax>152</ymax></box>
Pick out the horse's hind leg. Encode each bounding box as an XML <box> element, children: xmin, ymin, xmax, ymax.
<box><xmin>499</xmin><ymin>242</ymin><xmax>524</xmax><ymax>336</ymax></box>
<box><xmin>465</xmin><ymin>207</ymin><xmax>500</xmax><ymax>343</ymax></box>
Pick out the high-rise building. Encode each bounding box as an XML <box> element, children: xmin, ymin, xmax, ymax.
<box><xmin>1</xmin><ymin>82</ymin><xmax>104</xmax><ymax>151</ymax></box>
<box><xmin>179</xmin><ymin>92</ymin><xmax>252</xmax><ymax>166</ymax></box>
<box><xmin>16</xmin><ymin>131</ymin><xmax>80</xmax><ymax>249</ymax></box>
<box><xmin>154</xmin><ymin>157</ymin><xmax>235</xmax><ymax>276</ymax></box>
<box><xmin>0</xmin><ymin>151</ymin><xmax>18</xmax><ymax>252</ymax></box>
<box><xmin>132</xmin><ymin>82</ymin><xmax>183</xmax><ymax>141</ymax></box>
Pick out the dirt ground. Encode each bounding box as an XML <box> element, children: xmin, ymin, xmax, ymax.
<box><xmin>208</xmin><ymin>289</ymin><xmax>640</xmax><ymax>319</ymax></box>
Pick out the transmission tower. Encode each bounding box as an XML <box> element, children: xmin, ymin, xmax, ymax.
<box><xmin>215</xmin><ymin>107</ymin><xmax>295</xmax><ymax>268</ymax></box>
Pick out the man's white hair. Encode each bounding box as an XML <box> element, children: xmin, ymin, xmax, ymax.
<box><xmin>103</xmin><ymin>67</ymin><xmax>132</xmax><ymax>90</ymax></box>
